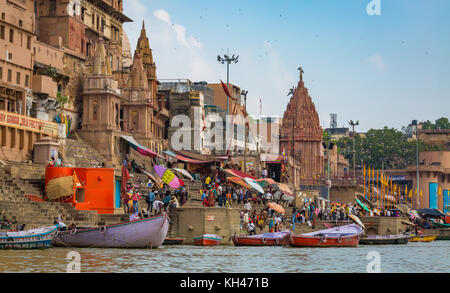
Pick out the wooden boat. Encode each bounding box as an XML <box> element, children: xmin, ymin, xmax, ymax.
<box><xmin>231</xmin><ymin>230</ymin><xmax>290</xmax><ymax>246</ymax></box>
<box><xmin>0</xmin><ymin>225</ymin><xmax>58</xmax><ymax>249</ymax></box>
<box><xmin>409</xmin><ymin>234</ymin><xmax>438</xmax><ymax>242</ymax></box>
<box><xmin>52</xmin><ymin>214</ymin><xmax>169</xmax><ymax>248</ymax></box>
<box><xmin>432</xmin><ymin>222</ymin><xmax>450</xmax><ymax>228</ymax></box>
<box><xmin>163</xmin><ymin>238</ymin><xmax>185</xmax><ymax>245</ymax></box>
<box><xmin>193</xmin><ymin>234</ymin><xmax>222</xmax><ymax>246</ymax></box>
<box><xmin>359</xmin><ymin>234</ymin><xmax>409</xmax><ymax>245</ymax></box>
<box><xmin>289</xmin><ymin>224</ymin><xmax>363</xmax><ymax>248</ymax></box>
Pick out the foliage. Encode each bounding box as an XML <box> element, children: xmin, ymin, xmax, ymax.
<box><xmin>56</xmin><ymin>91</ymin><xmax>69</xmax><ymax>109</ymax></box>
<box><xmin>36</xmin><ymin>65</ymin><xmax>58</xmax><ymax>79</ymax></box>
<box><xmin>420</xmin><ymin>117</ymin><xmax>450</xmax><ymax>130</ymax></box>
<box><xmin>336</xmin><ymin>127</ymin><xmax>443</xmax><ymax>170</ymax></box>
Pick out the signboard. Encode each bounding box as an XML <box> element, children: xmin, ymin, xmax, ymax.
<box><xmin>207</xmin><ymin>216</ymin><xmax>215</xmax><ymax>221</ymax></box>
<box><xmin>0</xmin><ymin>110</ymin><xmax>57</xmax><ymax>136</ymax></box>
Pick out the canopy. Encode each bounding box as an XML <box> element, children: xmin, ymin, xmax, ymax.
<box><xmin>121</xmin><ymin>135</ymin><xmax>160</xmax><ymax>158</ymax></box>
<box><xmin>244</xmin><ymin>177</ymin><xmax>264</xmax><ymax>194</ymax></box>
<box><xmin>267</xmin><ymin>202</ymin><xmax>286</xmax><ymax>215</ymax></box>
<box><xmin>355</xmin><ymin>198</ymin><xmax>371</xmax><ymax>213</ymax></box>
<box><xmin>172</xmin><ymin>168</ymin><xmax>195</xmax><ymax>181</ymax></box>
<box><xmin>164</xmin><ymin>151</ymin><xmax>213</xmax><ymax>164</ymax></box>
<box><xmin>418</xmin><ymin>208</ymin><xmax>446</xmax><ymax>218</ymax></box>
<box><xmin>255</xmin><ymin>178</ymin><xmax>277</xmax><ymax>187</ymax></box>
<box><xmin>222</xmin><ymin>169</ymin><xmax>258</xmax><ymax>180</ymax></box>
<box><xmin>153</xmin><ymin>165</ymin><xmax>184</xmax><ymax>189</ymax></box>
<box><xmin>226</xmin><ymin>177</ymin><xmax>250</xmax><ymax>189</ymax></box>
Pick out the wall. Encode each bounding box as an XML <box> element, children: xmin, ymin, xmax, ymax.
<box><xmin>167</xmin><ymin>207</ymin><xmax>241</xmax><ymax>245</ymax></box>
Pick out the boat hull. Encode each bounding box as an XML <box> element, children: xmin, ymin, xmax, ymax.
<box><xmin>359</xmin><ymin>235</ymin><xmax>409</xmax><ymax>245</ymax></box>
<box><xmin>163</xmin><ymin>238</ymin><xmax>185</xmax><ymax>245</ymax></box>
<box><xmin>409</xmin><ymin>235</ymin><xmax>438</xmax><ymax>242</ymax></box>
<box><xmin>232</xmin><ymin>232</ymin><xmax>290</xmax><ymax>246</ymax></box>
<box><xmin>51</xmin><ymin>214</ymin><xmax>169</xmax><ymax>248</ymax></box>
<box><xmin>193</xmin><ymin>235</ymin><xmax>221</xmax><ymax>246</ymax></box>
<box><xmin>0</xmin><ymin>225</ymin><xmax>58</xmax><ymax>250</ymax></box>
<box><xmin>289</xmin><ymin>234</ymin><xmax>360</xmax><ymax>247</ymax></box>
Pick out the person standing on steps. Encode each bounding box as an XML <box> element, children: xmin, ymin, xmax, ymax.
<box><xmin>147</xmin><ymin>189</ymin><xmax>156</xmax><ymax>215</ymax></box>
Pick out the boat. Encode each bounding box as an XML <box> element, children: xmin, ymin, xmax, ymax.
<box><xmin>289</xmin><ymin>224</ymin><xmax>363</xmax><ymax>248</ymax></box>
<box><xmin>432</xmin><ymin>221</ymin><xmax>450</xmax><ymax>228</ymax></box>
<box><xmin>193</xmin><ymin>234</ymin><xmax>222</xmax><ymax>246</ymax></box>
<box><xmin>231</xmin><ymin>230</ymin><xmax>290</xmax><ymax>246</ymax></box>
<box><xmin>51</xmin><ymin>214</ymin><xmax>169</xmax><ymax>248</ymax></box>
<box><xmin>409</xmin><ymin>234</ymin><xmax>438</xmax><ymax>242</ymax></box>
<box><xmin>163</xmin><ymin>238</ymin><xmax>185</xmax><ymax>245</ymax></box>
<box><xmin>0</xmin><ymin>225</ymin><xmax>58</xmax><ymax>249</ymax></box>
<box><xmin>359</xmin><ymin>234</ymin><xmax>409</xmax><ymax>245</ymax></box>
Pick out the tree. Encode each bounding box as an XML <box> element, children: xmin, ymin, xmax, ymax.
<box><xmin>336</xmin><ymin>127</ymin><xmax>443</xmax><ymax>170</ymax></box>
<box><xmin>435</xmin><ymin>117</ymin><xmax>450</xmax><ymax>130</ymax></box>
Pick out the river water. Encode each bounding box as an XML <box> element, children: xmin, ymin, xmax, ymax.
<box><xmin>0</xmin><ymin>241</ymin><xmax>449</xmax><ymax>273</ymax></box>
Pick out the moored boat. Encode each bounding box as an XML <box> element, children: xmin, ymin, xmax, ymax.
<box><xmin>163</xmin><ymin>238</ymin><xmax>185</xmax><ymax>245</ymax></box>
<box><xmin>193</xmin><ymin>234</ymin><xmax>222</xmax><ymax>246</ymax></box>
<box><xmin>51</xmin><ymin>214</ymin><xmax>169</xmax><ymax>248</ymax></box>
<box><xmin>409</xmin><ymin>234</ymin><xmax>438</xmax><ymax>242</ymax></box>
<box><xmin>231</xmin><ymin>230</ymin><xmax>290</xmax><ymax>246</ymax></box>
<box><xmin>359</xmin><ymin>234</ymin><xmax>409</xmax><ymax>245</ymax></box>
<box><xmin>289</xmin><ymin>224</ymin><xmax>363</xmax><ymax>248</ymax></box>
<box><xmin>0</xmin><ymin>225</ymin><xmax>58</xmax><ymax>249</ymax></box>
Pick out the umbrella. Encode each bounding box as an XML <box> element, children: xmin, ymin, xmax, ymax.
<box><xmin>276</xmin><ymin>183</ymin><xmax>293</xmax><ymax>195</ymax></box>
<box><xmin>226</xmin><ymin>177</ymin><xmax>250</xmax><ymax>189</ymax></box>
<box><xmin>268</xmin><ymin>202</ymin><xmax>286</xmax><ymax>215</ymax></box>
<box><xmin>355</xmin><ymin>198</ymin><xmax>371</xmax><ymax>213</ymax></box>
<box><xmin>348</xmin><ymin>214</ymin><xmax>365</xmax><ymax>229</ymax></box>
<box><xmin>172</xmin><ymin>168</ymin><xmax>195</xmax><ymax>181</ymax></box>
<box><xmin>418</xmin><ymin>208</ymin><xmax>446</xmax><ymax>218</ymax></box>
<box><xmin>244</xmin><ymin>177</ymin><xmax>265</xmax><ymax>194</ymax></box>
<box><xmin>408</xmin><ymin>210</ymin><xmax>421</xmax><ymax>219</ymax></box>
<box><xmin>153</xmin><ymin>165</ymin><xmax>183</xmax><ymax>189</ymax></box>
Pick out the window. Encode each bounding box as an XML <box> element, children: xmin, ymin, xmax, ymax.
<box><xmin>0</xmin><ymin>67</ymin><xmax>2</xmax><ymax>80</ymax></box>
<box><xmin>49</xmin><ymin>0</ymin><xmax>56</xmax><ymax>15</ymax></box>
<box><xmin>7</xmin><ymin>69</ymin><xmax>12</xmax><ymax>82</ymax></box>
<box><xmin>96</xmin><ymin>15</ymin><xmax>99</xmax><ymax>30</ymax></box>
<box><xmin>1</xmin><ymin>13</ymin><xmax>5</xmax><ymax>20</ymax></box>
<box><xmin>9</xmin><ymin>29</ymin><xmax>14</xmax><ymax>43</ymax></box>
<box><xmin>16</xmin><ymin>72</ymin><xmax>20</xmax><ymax>84</ymax></box>
<box><xmin>18</xmin><ymin>32</ymin><xmax>23</xmax><ymax>47</ymax></box>
<box><xmin>8</xmin><ymin>52</ymin><xmax>12</xmax><ymax>60</ymax></box>
<box><xmin>27</xmin><ymin>36</ymin><xmax>31</xmax><ymax>49</ymax></box>
<box><xmin>18</xmin><ymin>20</ymin><xmax>23</xmax><ymax>27</ymax></box>
<box><xmin>0</xmin><ymin>25</ymin><xmax>4</xmax><ymax>40</ymax></box>
<box><xmin>25</xmin><ymin>74</ymin><xmax>29</xmax><ymax>87</ymax></box>
<box><xmin>92</xmin><ymin>13</ymin><xmax>95</xmax><ymax>27</ymax></box>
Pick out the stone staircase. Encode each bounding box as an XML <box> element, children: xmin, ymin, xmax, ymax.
<box><xmin>59</xmin><ymin>132</ymin><xmax>107</xmax><ymax>168</ymax></box>
<box><xmin>0</xmin><ymin>166</ymin><xmax>126</xmax><ymax>229</ymax></box>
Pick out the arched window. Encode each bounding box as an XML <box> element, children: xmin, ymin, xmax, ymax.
<box><xmin>131</xmin><ymin>110</ymin><xmax>138</xmax><ymax>132</ymax></box>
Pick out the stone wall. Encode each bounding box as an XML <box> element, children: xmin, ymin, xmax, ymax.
<box><xmin>360</xmin><ymin>216</ymin><xmax>407</xmax><ymax>235</ymax></box>
<box><xmin>167</xmin><ymin>207</ymin><xmax>241</xmax><ymax>245</ymax></box>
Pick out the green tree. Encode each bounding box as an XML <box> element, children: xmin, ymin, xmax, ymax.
<box><xmin>435</xmin><ymin>117</ymin><xmax>450</xmax><ymax>130</ymax></box>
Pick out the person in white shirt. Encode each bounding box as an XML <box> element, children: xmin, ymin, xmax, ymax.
<box><xmin>244</xmin><ymin>200</ymin><xmax>252</xmax><ymax>212</ymax></box>
<box><xmin>247</xmin><ymin>221</ymin><xmax>256</xmax><ymax>235</ymax></box>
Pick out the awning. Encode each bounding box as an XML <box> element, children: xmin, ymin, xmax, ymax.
<box><xmin>121</xmin><ymin>135</ymin><xmax>161</xmax><ymax>158</ymax></box>
<box><xmin>244</xmin><ymin>177</ymin><xmax>264</xmax><ymax>194</ymax></box>
<box><xmin>177</xmin><ymin>150</ymin><xmax>228</xmax><ymax>162</ymax></box>
<box><xmin>222</xmin><ymin>168</ymin><xmax>258</xmax><ymax>180</ymax></box>
<box><xmin>164</xmin><ymin>151</ymin><xmax>213</xmax><ymax>164</ymax></box>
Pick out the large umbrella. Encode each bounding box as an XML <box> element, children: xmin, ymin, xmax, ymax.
<box><xmin>355</xmin><ymin>198</ymin><xmax>371</xmax><ymax>213</ymax></box>
<box><xmin>226</xmin><ymin>177</ymin><xmax>251</xmax><ymax>189</ymax></box>
<box><xmin>153</xmin><ymin>165</ymin><xmax>183</xmax><ymax>189</ymax></box>
<box><xmin>172</xmin><ymin>168</ymin><xmax>195</xmax><ymax>181</ymax></box>
<box><xmin>268</xmin><ymin>202</ymin><xmax>286</xmax><ymax>215</ymax></box>
<box><xmin>348</xmin><ymin>214</ymin><xmax>365</xmax><ymax>229</ymax></box>
<box><xmin>244</xmin><ymin>177</ymin><xmax>264</xmax><ymax>194</ymax></box>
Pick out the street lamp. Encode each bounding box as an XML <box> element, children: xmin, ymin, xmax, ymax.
<box><xmin>348</xmin><ymin>120</ymin><xmax>360</xmax><ymax>181</ymax></box>
<box><xmin>412</xmin><ymin>120</ymin><xmax>420</xmax><ymax>208</ymax></box>
<box><xmin>217</xmin><ymin>53</ymin><xmax>239</xmax><ymax>115</ymax></box>
<box><xmin>241</xmin><ymin>90</ymin><xmax>248</xmax><ymax>173</ymax></box>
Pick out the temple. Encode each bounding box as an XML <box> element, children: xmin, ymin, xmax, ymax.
<box><xmin>280</xmin><ymin>68</ymin><xmax>324</xmax><ymax>190</ymax></box>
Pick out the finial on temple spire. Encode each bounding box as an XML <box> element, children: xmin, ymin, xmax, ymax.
<box><xmin>297</xmin><ymin>66</ymin><xmax>304</xmax><ymax>82</ymax></box>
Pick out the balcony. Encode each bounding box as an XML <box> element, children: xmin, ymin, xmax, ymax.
<box><xmin>32</xmin><ymin>75</ymin><xmax>57</xmax><ymax>98</ymax></box>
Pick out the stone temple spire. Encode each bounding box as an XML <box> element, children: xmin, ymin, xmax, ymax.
<box><xmin>127</xmin><ymin>51</ymin><xmax>148</xmax><ymax>90</ymax></box>
<box><xmin>92</xmin><ymin>37</ymin><xmax>111</xmax><ymax>75</ymax></box>
<box><xmin>135</xmin><ymin>21</ymin><xmax>157</xmax><ymax>81</ymax></box>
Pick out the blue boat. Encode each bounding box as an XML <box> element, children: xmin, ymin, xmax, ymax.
<box><xmin>0</xmin><ymin>225</ymin><xmax>58</xmax><ymax>249</ymax></box>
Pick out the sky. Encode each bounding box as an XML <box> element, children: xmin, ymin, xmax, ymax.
<box><xmin>123</xmin><ymin>0</ymin><xmax>450</xmax><ymax>132</ymax></box>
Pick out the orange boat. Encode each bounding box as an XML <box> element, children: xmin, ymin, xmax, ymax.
<box><xmin>193</xmin><ymin>234</ymin><xmax>222</xmax><ymax>246</ymax></box>
<box><xmin>232</xmin><ymin>231</ymin><xmax>290</xmax><ymax>246</ymax></box>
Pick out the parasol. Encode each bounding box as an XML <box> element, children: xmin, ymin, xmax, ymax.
<box><xmin>244</xmin><ymin>177</ymin><xmax>265</xmax><ymax>194</ymax></box>
<box><xmin>153</xmin><ymin>165</ymin><xmax>183</xmax><ymax>189</ymax></box>
<box><xmin>267</xmin><ymin>202</ymin><xmax>286</xmax><ymax>215</ymax></box>
<box><xmin>226</xmin><ymin>177</ymin><xmax>250</xmax><ymax>189</ymax></box>
<box><xmin>172</xmin><ymin>168</ymin><xmax>195</xmax><ymax>181</ymax></box>
<box><xmin>348</xmin><ymin>214</ymin><xmax>365</xmax><ymax>229</ymax></box>
<box><xmin>355</xmin><ymin>198</ymin><xmax>371</xmax><ymax>213</ymax></box>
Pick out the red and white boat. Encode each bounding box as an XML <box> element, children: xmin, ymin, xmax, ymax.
<box><xmin>232</xmin><ymin>230</ymin><xmax>290</xmax><ymax>246</ymax></box>
<box><xmin>193</xmin><ymin>234</ymin><xmax>222</xmax><ymax>246</ymax></box>
<box><xmin>289</xmin><ymin>224</ymin><xmax>363</xmax><ymax>248</ymax></box>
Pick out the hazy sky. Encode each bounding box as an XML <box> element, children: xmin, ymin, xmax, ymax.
<box><xmin>123</xmin><ymin>0</ymin><xmax>450</xmax><ymax>132</ymax></box>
